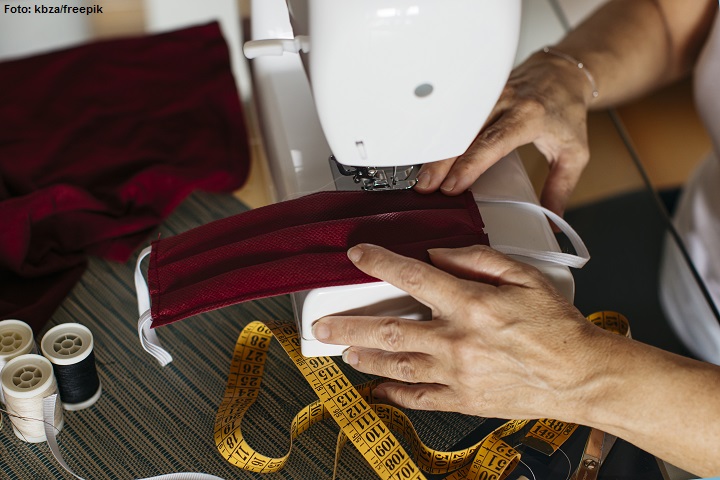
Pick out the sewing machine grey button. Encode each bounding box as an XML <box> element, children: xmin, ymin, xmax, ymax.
<box><xmin>414</xmin><ymin>83</ymin><xmax>434</xmax><ymax>97</ymax></box>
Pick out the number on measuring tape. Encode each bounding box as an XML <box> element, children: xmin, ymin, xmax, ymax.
<box><xmin>214</xmin><ymin>314</ymin><xmax>627</xmax><ymax>478</ymax></box>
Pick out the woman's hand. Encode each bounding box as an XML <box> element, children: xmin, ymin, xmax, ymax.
<box><xmin>311</xmin><ymin>243</ymin><xmax>610</xmax><ymax>422</ymax></box>
<box><xmin>414</xmin><ymin>51</ymin><xmax>595</xmax><ymax>217</ymax></box>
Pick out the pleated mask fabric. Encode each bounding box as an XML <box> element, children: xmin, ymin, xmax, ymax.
<box><xmin>144</xmin><ymin>190</ymin><xmax>490</xmax><ymax>328</ymax></box>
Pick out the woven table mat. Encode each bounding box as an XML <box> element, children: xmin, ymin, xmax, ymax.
<box><xmin>0</xmin><ymin>192</ymin><xmax>485</xmax><ymax>480</ymax></box>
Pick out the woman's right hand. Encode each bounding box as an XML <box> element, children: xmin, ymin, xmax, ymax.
<box><xmin>414</xmin><ymin>50</ymin><xmax>597</xmax><ymax>217</ymax></box>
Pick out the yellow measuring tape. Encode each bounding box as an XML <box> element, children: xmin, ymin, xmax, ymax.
<box><xmin>214</xmin><ymin>312</ymin><xmax>630</xmax><ymax>478</ymax></box>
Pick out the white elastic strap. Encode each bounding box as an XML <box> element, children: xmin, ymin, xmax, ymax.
<box><xmin>43</xmin><ymin>395</ymin><xmax>224</xmax><ymax>480</ymax></box>
<box><xmin>135</xmin><ymin>247</ymin><xmax>173</xmax><ymax>366</ymax></box>
<box><xmin>135</xmin><ymin>247</ymin><xmax>152</xmax><ymax>316</ymax></box>
<box><xmin>473</xmin><ymin>195</ymin><xmax>590</xmax><ymax>269</ymax></box>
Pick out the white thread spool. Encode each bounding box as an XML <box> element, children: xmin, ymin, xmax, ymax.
<box><xmin>1</xmin><ymin>354</ymin><xmax>64</xmax><ymax>443</ymax></box>
<box><xmin>41</xmin><ymin>323</ymin><xmax>102</xmax><ymax>411</ymax></box>
<box><xmin>0</xmin><ymin>319</ymin><xmax>37</xmax><ymax>405</ymax></box>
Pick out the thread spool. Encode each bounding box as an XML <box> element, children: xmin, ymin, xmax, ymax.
<box><xmin>41</xmin><ymin>323</ymin><xmax>102</xmax><ymax>411</ymax></box>
<box><xmin>1</xmin><ymin>354</ymin><xmax>64</xmax><ymax>443</ymax></box>
<box><xmin>0</xmin><ymin>319</ymin><xmax>37</xmax><ymax>405</ymax></box>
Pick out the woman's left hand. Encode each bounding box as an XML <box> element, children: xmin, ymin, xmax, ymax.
<box><xmin>311</xmin><ymin>243</ymin><xmax>609</xmax><ymax>422</ymax></box>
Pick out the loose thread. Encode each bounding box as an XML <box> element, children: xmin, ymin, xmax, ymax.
<box><xmin>1</xmin><ymin>354</ymin><xmax>64</xmax><ymax>443</ymax></box>
<box><xmin>0</xmin><ymin>403</ymin><xmax>62</xmax><ymax>442</ymax></box>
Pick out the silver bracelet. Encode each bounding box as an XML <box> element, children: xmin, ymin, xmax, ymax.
<box><xmin>543</xmin><ymin>46</ymin><xmax>599</xmax><ymax>99</ymax></box>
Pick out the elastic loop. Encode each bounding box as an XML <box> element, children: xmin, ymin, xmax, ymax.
<box><xmin>474</xmin><ymin>195</ymin><xmax>590</xmax><ymax>268</ymax></box>
<box><xmin>138</xmin><ymin>310</ymin><xmax>173</xmax><ymax>367</ymax></box>
<box><xmin>134</xmin><ymin>247</ymin><xmax>152</xmax><ymax>316</ymax></box>
<box><xmin>134</xmin><ymin>246</ymin><xmax>173</xmax><ymax>366</ymax></box>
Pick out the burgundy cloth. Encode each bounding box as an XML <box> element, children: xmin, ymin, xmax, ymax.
<box><xmin>0</xmin><ymin>23</ymin><xmax>250</xmax><ymax>332</ymax></box>
<box><xmin>148</xmin><ymin>190</ymin><xmax>490</xmax><ymax>328</ymax></box>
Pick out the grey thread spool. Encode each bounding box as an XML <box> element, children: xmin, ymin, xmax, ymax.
<box><xmin>0</xmin><ymin>319</ymin><xmax>37</xmax><ymax>405</ymax></box>
<box><xmin>1</xmin><ymin>354</ymin><xmax>64</xmax><ymax>442</ymax></box>
<box><xmin>41</xmin><ymin>324</ymin><xmax>102</xmax><ymax>411</ymax></box>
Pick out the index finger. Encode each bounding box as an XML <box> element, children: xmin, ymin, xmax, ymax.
<box><xmin>440</xmin><ymin>111</ymin><xmax>537</xmax><ymax>194</ymax></box>
<box><xmin>347</xmin><ymin>243</ymin><xmax>479</xmax><ymax>315</ymax></box>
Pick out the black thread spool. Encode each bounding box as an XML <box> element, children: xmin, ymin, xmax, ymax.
<box><xmin>41</xmin><ymin>324</ymin><xmax>102</xmax><ymax>411</ymax></box>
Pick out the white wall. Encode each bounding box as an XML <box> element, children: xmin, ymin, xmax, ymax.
<box><xmin>555</xmin><ymin>0</ymin><xmax>609</xmax><ymax>27</ymax></box>
<box><xmin>144</xmin><ymin>0</ymin><xmax>252</xmax><ymax>100</ymax></box>
<box><xmin>0</xmin><ymin>0</ymin><xmax>91</xmax><ymax>60</ymax></box>
<box><xmin>514</xmin><ymin>0</ymin><xmax>610</xmax><ymax>66</ymax></box>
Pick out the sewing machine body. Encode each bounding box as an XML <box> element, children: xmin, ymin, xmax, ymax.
<box><xmin>248</xmin><ymin>0</ymin><xmax>574</xmax><ymax>356</ymax></box>
<box><xmin>302</xmin><ymin>0</ymin><xmax>520</xmax><ymax>168</ymax></box>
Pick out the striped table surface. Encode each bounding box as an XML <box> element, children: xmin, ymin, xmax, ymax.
<box><xmin>1</xmin><ymin>192</ymin><xmax>484</xmax><ymax>480</ymax></box>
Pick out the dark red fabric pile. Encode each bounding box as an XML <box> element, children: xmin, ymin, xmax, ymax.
<box><xmin>0</xmin><ymin>23</ymin><xmax>250</xmax><ymax>332</ymax></box>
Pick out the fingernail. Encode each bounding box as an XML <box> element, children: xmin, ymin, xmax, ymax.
<box><xmin>372</xmin><ymin>388</ymin><xmax>386</xmax><ymax>401</ymax></box>
<box><xmin>312</xmin><ymin>321</ymin><xmax>330</xmax><ymax>341</ymax></box>
<box><xmin>342</xmin><ymin>348</ymin><xmax>358</xmax><ymax>366</ymax></box>
<box><xmin>347</xmin><ymin>245</ymin><xmax>364</xmax><ymax>263</ymax></box>
<box><xmin>427</xmin><ymin>248</ymin><xmax>450</xmax><ymax>256</ymax></box>
<box><xmin>440</xmin><ymin>176</ymin><xmax>456</xmax><ymax>192</ymax></box>
<box><xmin>415</xmin><ymin>171</ymin><xmax>431</xmax><ymax>189</ymax></box>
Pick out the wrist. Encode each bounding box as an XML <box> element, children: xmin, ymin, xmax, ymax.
<box><xmin>561</xmin><ymin>329</ymin><xmax>662</xmax><ymax>438</ymax></box>
<box><xmin>527</xmin><ymin>49</ymin><xmax>599</xmax><ymax>108</ymax></box>
<box><xmin>543</xmin><ymin>46</ymin><xmax>599</xmax><ymax>101</ymax></box>
<box><xmin>554</xmin><ymin>324</ymin><xmax>627</xmax><ymax>427</ymax></box>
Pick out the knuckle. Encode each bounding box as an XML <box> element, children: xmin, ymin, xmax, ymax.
<box><xmin>389</xmin><ymin>353</ymin><xmax>417</xmax><ymax>382</ymax></box>
<box><xmin>501</xmin><ymin>82</ymin><xmax>516</xmax><ymax>98</ymax></box>
<box><xmin>361</xmin><ymin>246</ymin><xmax>387</xmax><ymax>272</ymax></box>
<box><xmin>451</xmin><ymin>158</ymin><xmax>482</xmax><ymax>179</ymax></box>
<box><xmin>375</xmin><ymin>317</ymin><xmax>405</xmax><ymax>351</ymax></box>
<box><xmin>475</xmin><ymin>123</ymin><xmax>506</xmax><ymax>151</ymax></box>
<box><xmin>395</xmin><ymin>261</ymin><xmax>426</xmax><ymax>292</ymax></box>
<box><xmin>572</xmin><ymin>147</ymin><xmax>590</xmax><ymax>167</ymax></box>
<box><xmin>506</xmin><ymin>261</ymin><xmax>537</xmax><ymax>280</ymax></box>
<box><xmin>410</xmin><ymin>390</ymin><xmax>438</xmax><ymax>410</ymax></box>
<box><xmin>396</xmin><ymin>388</ymin><xmax>439</xmax><ymax>411</ymax></box>
<box><xmin>522</xmin><ymin>265</ymin><xmax>553</xmax><ymax>290</ymax></box>
<box><xmin>324</xmin><ymin>318</ymin><xmax>357</xmax><ymax>344</ymax></box>
<box><xmin>517</xmin><ymin>97</ymin><xmax>546</xmax><ymax>117</ymax></box>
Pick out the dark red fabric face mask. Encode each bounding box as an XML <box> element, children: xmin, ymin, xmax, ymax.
<box><xmin>135</xmin><ymin>190</ymin><xmax>489</xmax><ymax>333</ymax></box>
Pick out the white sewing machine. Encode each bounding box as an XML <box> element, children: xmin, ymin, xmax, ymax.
<box><xmin>245</xmin><ymin>0</ymin><xmax>579</xmax><ymax>356</ymax></box>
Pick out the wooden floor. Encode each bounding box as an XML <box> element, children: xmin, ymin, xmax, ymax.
<box><xmin>88</xmin><ymin>2</ymin><xmax>713</xmax><ymax>211</ymax></box>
